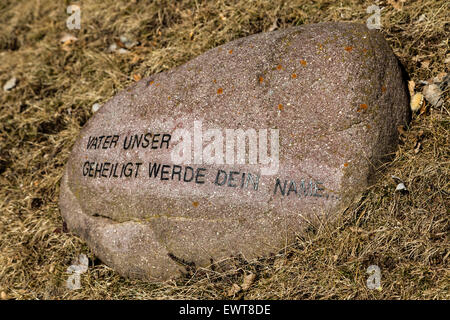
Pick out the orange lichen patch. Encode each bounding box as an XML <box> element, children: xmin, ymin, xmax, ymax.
<box><xmin>278</xmin><ymin>103</ymin><xmax>283</xmax><ymax>110</ymax></box>
<box><xmin>168</xmin><ymin>96</ymin><xmax>171</xmax><ymax>100</ymax></box>
<box><xmin>259</xmin><ymin>76</ymin><xmax>264</xmax><ymax>83</ymax></box>
<box><xmin>343</xmin><ymin>162</ymin><xmax>349</xmax><ymax>167</ymax></box>
<box><xmin>148</xmin><ymin>80</ymin><xmax>154</xmax><ymax>86</ymax></box>
<box><xmin>276</xmin><ymin>64</ymin><xmax>282</xmax><ymax>70</ymax></box>
<box><xmin>381</xmin><ymin>86</ymin><xmax>387</xmax><ymax>93</ymax></box>
<box><xmin>133</xmin><ymin>74</ymin><xmax>141</xmax><ymax>81</ymax></box>
<box><xmin>291</xmin><ymin>73</ymin><xmax>297</xmax><ymax>79</ymax></box>
<box><xmin>357</xmin><ymin>103</ymin><xmax>368</xmax><ymax>112</ymax></box>
<box><xmin>192</xmin><ymin>201</ymin><xmax>199</xmax><ymax>207</ymax></box>
<box><xmin>345</xmin><ymin>46</ymin><xmax>353</xmax><ymax>52</ymax></box>
<box><xmin>228</xmin><ymin>49</ymin><xmax>233</xmax><ymax>54</ymax></box>
<box><xmin>362</xmin><ymin>48</ymin><xmax>368</xmax><ymax>53</ymax></box>
<box><xmin>300</xmin><ymin>59</ymin><xmax>307</xmax><ymax>66</ymax></box>
<box><xmin>366</xmin><ymin>124</ymin><xmax>372</xmax><ymax>129</ymax></box>
<box><xmin>213</xmin><ymin>79</ymin><xmax>217</xmax><ymax>83</ymax></box>
<box><xmin>217</xmin><ymin>88</ymin><xmax>223</xmax><ymax>94</ymax></box>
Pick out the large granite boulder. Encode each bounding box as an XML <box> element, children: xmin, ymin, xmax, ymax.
<box><xmin>59</xmin><ymin>22</ymin><xmax>409</xmax><ymax>280</ymax></box>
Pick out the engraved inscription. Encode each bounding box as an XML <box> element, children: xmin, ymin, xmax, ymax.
<box><xmin>81</xmin><ymin>131</ymin><xmax>339</xmax><ymax>200</ymax></box>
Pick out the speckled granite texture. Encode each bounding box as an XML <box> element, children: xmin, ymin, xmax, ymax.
<box><xmin>60</xmin><ymin>22</ymin><xmax>409</xmax><ymax>280</ymax></box>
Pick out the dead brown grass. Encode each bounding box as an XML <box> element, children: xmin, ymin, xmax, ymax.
<box><xmin>0</xmin><ymin>0</ymin><xmax>448</xmax><ymax>300</ymax></box>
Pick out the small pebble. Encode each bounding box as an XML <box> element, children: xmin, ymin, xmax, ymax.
<box><xmin>417</xmin><ymin>14</ymin><xmax>426</xmax><ymax>23</ymax></box>
<box><xmin>92</xmin><ymin>103</ymin><xmax>101</xmax><ymax>113</ymax></box>
<box><xmin>3</xmin><ymin>77</ymin><xmax>17</xmax><ymax>91</ymax></box>
<box><xmin>108</xmin><ymin>43</ymin><xmax>117</xmax><ymax>52</ymax></box>
<box><xmin>119</xmin><ymin>35</ymin><xmax>139</xmax><ymax>49</ymax></box>
<box><xmin>119</xmin><ymin>35</ymin><xmax>128</xmax><ymax>44</ymax></box>
<box><xmin>117</xmin><ymin>48</ymin><xmax>129</xmax><ymax>54</ymax></box>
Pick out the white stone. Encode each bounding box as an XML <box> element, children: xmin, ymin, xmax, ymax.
<box><xmin>3</xmin><ymin>77</ymin><xmax>17</xmax><ymax>91</ymax></box>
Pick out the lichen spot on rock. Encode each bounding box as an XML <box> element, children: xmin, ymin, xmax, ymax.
<box><xmin>357</xmin><ymin>103</ymin><xmax>368</xmax><ymax>112</ymax></box>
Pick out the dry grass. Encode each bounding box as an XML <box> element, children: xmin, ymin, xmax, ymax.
<box><xmin>0</xmin><ymin>0</ymin><xmax>448</xmax><ymax>300</ymax></box>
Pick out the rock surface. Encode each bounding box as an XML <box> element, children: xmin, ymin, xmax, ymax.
<box><xmin>59</xmin><ymin>22</ymin><xmax>410</xmax><ymax>280</ymax></box>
